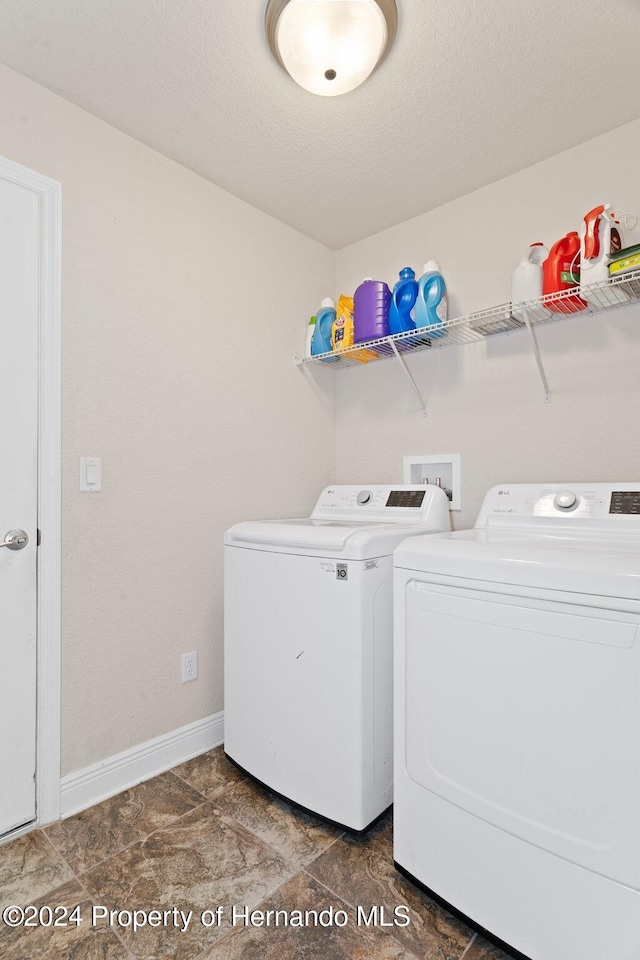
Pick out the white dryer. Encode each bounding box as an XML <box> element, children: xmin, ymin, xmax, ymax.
<box><xmin>394</xmin><ymin>482</ymin><xmax>640</xmax><ymax>960</ymax></box>
<box><xmin>224</xmin><ymin>484</ymin><xmax>450</xmax><ymax>832</ymax></box>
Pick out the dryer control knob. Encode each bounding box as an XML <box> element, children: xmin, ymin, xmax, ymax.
<box><xmin>357</xmin><ymin>490</ymin><xmax>372</xmax><ymax>505</ymax></box>
<box><xmin>553</xmin><ymin>490</ymin><xmax>578</xmax><ymax>511</ymax></box>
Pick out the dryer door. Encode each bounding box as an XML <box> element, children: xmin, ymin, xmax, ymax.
<box><xmin>404</xmin><ymin>579</ymin><xmax>640</xmax><ymax>889</ymax></box>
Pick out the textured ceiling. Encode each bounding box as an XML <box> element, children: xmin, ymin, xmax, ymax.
<box><xmin>0</xmin><ymin>1</ymin><xmax>639</xmax><ymax>249</ymax></box>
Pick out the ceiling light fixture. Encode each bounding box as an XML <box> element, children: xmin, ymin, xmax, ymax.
<box><xmin>265</xmin><ymin>0</ymin><xmax>398</xmax><ymax>97</ymax></box>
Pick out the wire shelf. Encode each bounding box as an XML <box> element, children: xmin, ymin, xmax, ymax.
<box><xmin>297</xmin><ymin>268</ymin><xmax>640</xmax><ymax>369</ymax></box>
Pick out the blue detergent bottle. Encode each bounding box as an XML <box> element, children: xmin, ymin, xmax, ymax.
<box><xmin>414</xmin><ymin>261</ymin><xmax>447</xmax><ymax>338</ymax></box>
<box><xmin>311</xmin><ymin>298</ymin><xmax>337</xmax><ymax>359</ymax></box>
<box><xmin>388</xmin><ymin>267</ymin><xmax>418</xmax><ymax>334</ymax></box>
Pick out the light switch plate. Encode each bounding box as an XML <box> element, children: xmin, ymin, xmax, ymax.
<box><xmin>80</xmin><ymin>457</ymin><xmax>102</xmax><ymax>492</ymax></box>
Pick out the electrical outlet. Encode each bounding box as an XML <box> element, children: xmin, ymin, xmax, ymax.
<box><xmin>181</xmin><ymin>651</ymin><xmax>198</xmax><ymax>683</ymax></box>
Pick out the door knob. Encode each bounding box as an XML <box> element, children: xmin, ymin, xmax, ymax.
<box><xmin>1</xmin><ymin>529</ymin><xmax>29</xmax><ymax>551</ymax></box>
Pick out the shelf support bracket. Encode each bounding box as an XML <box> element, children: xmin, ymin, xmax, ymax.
<box><xmin>522</xmin><ymin>307</ymin><xmax>551</xmax><ymax>403</ymax></box>
<box><xmin>390</xmin><ymin>341</ymin><xmax>428</xmax><ymax>416</ymax></box>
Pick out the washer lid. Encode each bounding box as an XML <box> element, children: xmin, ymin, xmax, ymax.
<box><xmin>225</xmin><ymin>517</ymin><xmax>450</xmax><ymax>559</ymax></box>
<box><xmin>225</xmin><ymin>484</ymin><xmax>451</xmax><ymax>559</ymax></box>
<box><xmin>394</xmin><ymin>528</ymin><xmax>640</xmax><ymax>602</ymax></box>
<box><xmin>226</xmin><ymin>518</ymin><xmax>387</xmax><ymax>552</ymax></box>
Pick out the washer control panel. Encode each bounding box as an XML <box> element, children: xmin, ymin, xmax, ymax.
<box><xmin>311</xmin><ymin>485</ymin><xmax>447</xmax><ymax>525</ymax></box>
<box><xmin>553</xmin><ymin>490</ymin><xmax>579</xmax><ymax>511</ymax></box>
<box><xmin>610</xmin><ymin>491</ymin><xmax>640</xmax><ymax>515</ymax></box>
<box><xmin>385</xmin><ymin>489</ymin><xmax>427</xmax><ymax>509</ymax></box>
<box><xmin>476</xmin><ymin>483</ymin><xmax>640</xmax><ymax>526</ymax></box>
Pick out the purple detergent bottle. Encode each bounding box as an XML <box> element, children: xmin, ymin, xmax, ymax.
<box><xmin>353</xmin><ymin>279</ymin><xmax>391</xmax><ymax>343</ymax></box>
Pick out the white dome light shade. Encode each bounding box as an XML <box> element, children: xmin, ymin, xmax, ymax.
<box><xmin>266</xmin><ymin>0</ymin><xmax>397</xmax><ymax>97</ymax></box>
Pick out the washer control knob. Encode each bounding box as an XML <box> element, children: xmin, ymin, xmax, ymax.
<box><xmin>554</xmin><ymin>490</ymin><xmax>578</xmax><ymax>511</ymax></box>
<box><xmin>357</xmin><ymin>490</ymin><xmax>372</xmax><ymax>505</ymax></box>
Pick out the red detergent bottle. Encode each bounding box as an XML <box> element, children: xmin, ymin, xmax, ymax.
<box><xmin>542</xmin><ymin>231</ymin><xmax>586</xmax><ymax>312</ymax></box>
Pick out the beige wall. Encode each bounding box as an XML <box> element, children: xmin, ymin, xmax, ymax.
<box><xmin>335</xmin><ymin>120</ymin><xmax>640</xmax><ymax>529</ymax></box>
<box><xmin>0</xmin><ymin>63</ymin><xmax>336</xmax><ymax>776</ymax></box>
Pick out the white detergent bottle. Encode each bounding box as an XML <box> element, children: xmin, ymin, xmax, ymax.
<box><xmin>414</xmin><ymin>260</ymin><xmax>447</xmax><ymax>338</ymax></box>
<box><xmin>580</xmin><ymin>203</ymin><xmax>628</xmax><ymax>305</ymax></box>
<box><xmin>304</xmin><ymin>316</ymin><xmax>316</xmax><ymax>357</ymax></box>
<box><xmin>511</xmin><ymin>243</ymin><xmax>550</xmax><ymax>321</ymax></box>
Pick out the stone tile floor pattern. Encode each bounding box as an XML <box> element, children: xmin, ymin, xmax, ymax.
<box><xmin>0</xmin><ymin>747</ymin><xmax>517</xmax><ymax>959</ymax></box>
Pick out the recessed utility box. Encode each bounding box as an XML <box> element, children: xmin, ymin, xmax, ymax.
<box><xmin>403</xmin><ymin>454</ymin><xmax>461</xmax><ymax>511</ymax></box>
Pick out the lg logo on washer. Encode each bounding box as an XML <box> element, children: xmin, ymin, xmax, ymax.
<box><xmin>336</xmin><ymin>563</ymin><xmax>348</xmax><ymax>581</ymax></box>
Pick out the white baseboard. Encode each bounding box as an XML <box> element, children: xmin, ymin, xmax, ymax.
<box><xmin>59</xmin><ymin>712</ymin><xmax>224</xmax><ymax>820</ymax></box>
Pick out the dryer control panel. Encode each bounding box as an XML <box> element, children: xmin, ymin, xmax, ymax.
<box><xmin>476</xmin><ymin>483</ymin><xmax>640</xmax><ymax>527</ymax></box>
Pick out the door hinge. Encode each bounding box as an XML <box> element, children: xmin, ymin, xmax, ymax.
<box><xmin>37</xmin><ymin>528</ymin><xmax>41</xmax><ymax>546</ymax></box>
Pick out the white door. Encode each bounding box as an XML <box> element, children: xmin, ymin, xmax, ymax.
<box><xmin>0</xmin><ymin>175</ymin><xmax>39</xmax><ymax>835</ymax></box>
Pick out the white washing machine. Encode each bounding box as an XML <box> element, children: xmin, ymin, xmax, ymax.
<box><xmin>394</xmin><ymin>482</ymin><xmax>640</xmax><ymax>960</ymax></box>
<box><xmin>224</xmin><ymin>484</ymin><xmax>450</xmax><ymax>832</ymax></box>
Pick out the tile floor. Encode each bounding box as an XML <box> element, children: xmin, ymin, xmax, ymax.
<box><xmin>0</xmin><ymin>747</ymin><xmax>514</xmax><ymax>959</ymax></box>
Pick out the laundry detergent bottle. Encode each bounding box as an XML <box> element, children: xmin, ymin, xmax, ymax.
<box><xmin>353</xmin><ymin>279</ymin><xmax>391</xmax><ymax>342</ymax></box>
<box><xmin>331</xmin><ymin>295</ymin><xmax>354</xmax><ymax>351</ymax></box>
<box><xmin>414</xmin><ymin>261</ymin><xmax>447</xmax><ymax>337</ymax></box>
<box><xmin>543</xmin><ymin>232</ymin><xmax>585</xmax><ymax>312</ymax></box>
<box><xmin>304</xmin><ymin>316</ymin><xmax>316</xmax><ymax>357</ymax></box>
<box><xmin>311</xmin><ymin>297</ymin><xmax>337</xmax><ymax>358</ymax></box>
<box><xmin>388</xmin><ymin>267</ymin><xmax>418</xmax><ymax>334</ymax></box>
<box><xmin>580</xmin><ymin>203</ymin><xmax>627</xmax><ymax>305</ymax></box>
<box><xmin>511</xmin><ymin>243</ymin><xmax>550</xmax><ymax>321</ymax></box>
